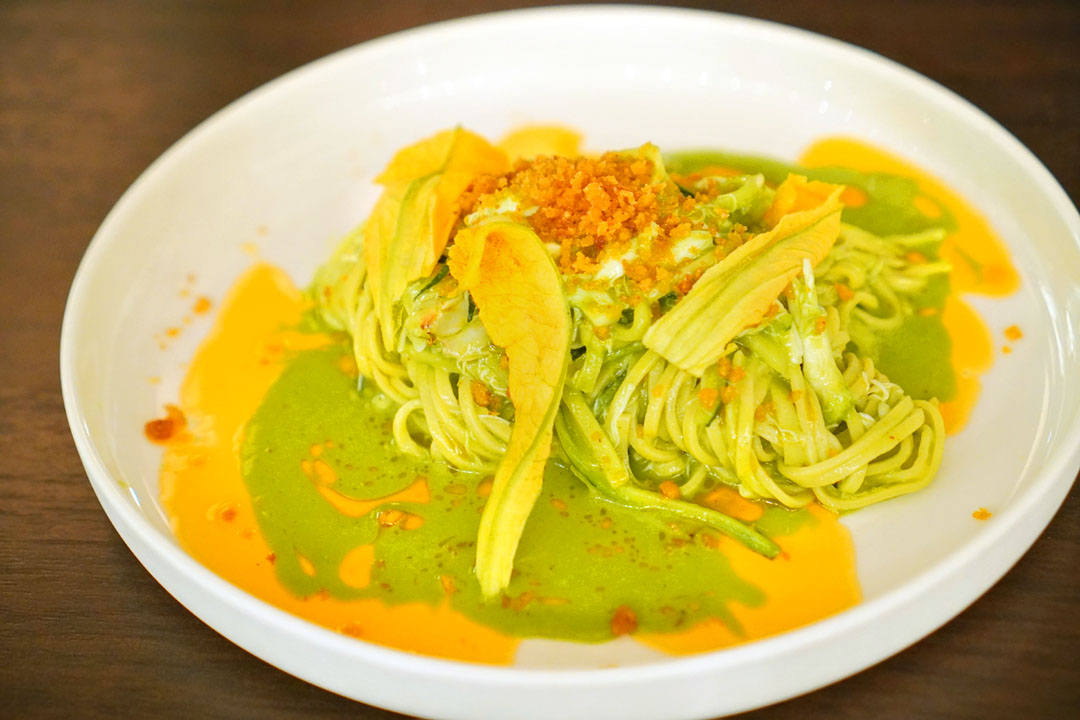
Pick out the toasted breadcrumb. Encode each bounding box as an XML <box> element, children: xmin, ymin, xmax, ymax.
<box><xmin>610</xmin><ymin>605</ymin><xmax>638</xmax><ymax>636</ymax></box>
<box><xmin>460</xmin><ymin>150</ymin><xmax>738</xmax><ymax>298</ymax></box>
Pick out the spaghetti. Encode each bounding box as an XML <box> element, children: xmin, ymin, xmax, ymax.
<box><xmin>313</xmin><ymin>128</ymin><xmax>949</xmax><ymax>595</ymax></box>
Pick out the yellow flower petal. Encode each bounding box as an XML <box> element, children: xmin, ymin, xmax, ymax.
<box><xmin>763</xmin><ymin>174</ymin><xmax>841</xmax><ymax>228</ymax></box>
<box><xmin>498</xmin><ymin>125</ymin><xmax>583</xmax><ymax>161</ymax></box>
<box><xmin>447</xmin><ymin>221</ymin><xmax>571</xmax><ymax>597</ymax></box>
<box><xmin>363</xmin><ymin>128</ymin><xmax>508</xmax><ymax>345</ymax></box>
<box><xmin>375</xmin><ymin>127</ymin><xmax>507</xmax><ymax>187</ymax></box>
<box><xmin>645</xmin><ymin>176</ymin><xmax>844</xmax><ymax>376</ymax></box>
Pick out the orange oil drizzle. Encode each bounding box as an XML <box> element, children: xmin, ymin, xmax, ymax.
<box><xmin>316</xmin><ymin>477</ymin><xmax>430</xmax><ymax>518</ymax></box>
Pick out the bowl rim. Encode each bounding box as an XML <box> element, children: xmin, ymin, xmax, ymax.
<box><xmin>60</xmin><ymin>0</ymin><xmax>1080</xmax><ymax>705</ymax></box>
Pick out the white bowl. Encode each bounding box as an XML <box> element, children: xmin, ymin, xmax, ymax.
<box><xmin>61</xmin><ymin>6</ymin><xmax>1080</xmax><ymax>719</ymax></box>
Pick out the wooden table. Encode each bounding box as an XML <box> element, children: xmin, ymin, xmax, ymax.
<box><xmin>2</xmin><ymin>1</ymin><xmax>1077</xmax><ymax>717</ymax></box>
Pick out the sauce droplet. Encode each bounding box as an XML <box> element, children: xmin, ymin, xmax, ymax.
<box><xmin>144</xmin><ymin>404</ymin><xmax>186</xmax><ymax>443</ymax></box>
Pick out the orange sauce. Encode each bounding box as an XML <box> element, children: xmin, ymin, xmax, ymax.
<box><xmin>159</xmin><ymin>264</ymin><xmax>517</xmax><ymax>663</ymax></box>
<box><xmin>640</xmin><ymin>505</ymin><xmax>858</xmax><ymax>654</ymax></box>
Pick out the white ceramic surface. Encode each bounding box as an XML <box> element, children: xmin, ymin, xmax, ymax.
<box><xmin>61</xmin><ymin>6</ymin><xmax>1080</xmax><ymax>719</ymax></box>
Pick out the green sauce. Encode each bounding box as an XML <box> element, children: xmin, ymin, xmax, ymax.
<box><xmin>242</xmin><ymin>346</ymin><xmax>809</xmax><ymax>642</ymax></box>
<box><xmin>239</xmin><ymin>152</ymin><xmax>954</xmax><ymax>643</ymax></box>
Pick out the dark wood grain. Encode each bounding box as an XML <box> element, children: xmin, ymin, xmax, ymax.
<box><xmin>1</xmin><ymin>1</ymin><xmax>1077</xmax><ymax>717</ymax></box>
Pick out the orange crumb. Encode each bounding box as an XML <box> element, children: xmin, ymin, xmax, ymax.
<box><xmin>658</xmin><ymin>481</ymin><xmax>681</xmax><ymax>499</ymax></box>
<box><xmin>754</xmin><ymin>401</ymin><xmax>774</xmax><ymax>422</ymax></box>
<box><xmin>193</xmin><ymin>296</ymin><xmax>212</xmax><ymax>314</ymax></box>
<box><xmin>460</xmin><ymin>152</ymin><xmax>670</xmax><ymax>274</ymax></box>
<box><xmin>973</xmin><ymin>508</ymin><xmax>992</xmax><ymax>521</ymax></box>
<box><xmin>674</xmin><ymin>270</ymin><xmax>702</xmax><ymax>296</ymax></box>
<box><xmin>440</xmin><ymin>575</ymin><xmax>458</xmax><ymax>595</ymax></box>
<box><xmin>905</xmin><ymin>251</ymin><xmax>928</xmax><ymax>264</ymax></box>
<box><xmin>165</xmin><ymin>327</ymin><xmax>181</xmax><ymax>338</ymax></box>
<box><xmin>789</xmin><ymin>389</ymin><xmax>804</xmax><ymax>403</ymax></box>
<box><xmin>701</xmin><ymin>488</ymin><xmax>763</xmax><ymax>523</ymax></box>
<box><xmin>502</xmin><ymin>591</ymin><xmax>535</xmax><ymax>612</ymax></box>
<box><xmin>550</xmin><ymin>498</ymin><xmax>568</xmax><ymax>512</ymax></box>
<box><xmin>341</xmin><ymin>622</ymin><xmax>364</xmax><ymax>638</ymax></box>
<box><xmin>729</xmin><ymin>366</ymin><xmax>746</xmax><ymax>382</ymax></box>
<box><xmin>720</xmin><ymin>386</ymin><xmax>739</xmax><ymax>404</ymax></box>
<box><xmin>611</xmin><ymin>605</ymin><xmax>638</xmax><ymax>636</ymax></box>
<box><xmin>1004</xmin><ymin>324</ymin><xmax>1023</xmax><ymax>341</ymax></box>
<box><xmin>470</xmin><ymin>381</ymin><xmax>494</xmax><ymax>408</ymax></box>
<box><xmin>716</xmin><ymin>356</ymin><xmax>732</xmax><ymax>380</ymax></box>
<box><xmin>814</xmin><ymin>317</ymin><xmax>828</xmax><ymax>335</ymax></box>
<box><xmin>458</xmin><ymin>149</ymin><xmax>730</xmax><ymax>295</ymax></box>
<box><xmin>834</xmin><ymin>283</ymin><xmax>855</xmax><ymax>301</ymax></box>
<box><xmin>918</xmin><ymin>307</ymin><xmax>938</xmax><ymax>317</ymax></box>
<box><xmin>220</xmin><ymin>505</ymin><xmax>237</xmax><ymax>523</ymax></box>
<box><xmin>698</xmin><ymin>387</ymin><xmax>719</xmax><ymax>410</ymax></box>
<box><xmin>1002</xmin><ymin>345</ymin><xmax>1012</xmax><ymax>354</ymax></box>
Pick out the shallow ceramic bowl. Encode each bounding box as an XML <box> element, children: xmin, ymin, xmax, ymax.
<box><xmin>61</xmin><ymin>6</ymin><xmax>1080</xmax><ymax>719</ymax></box>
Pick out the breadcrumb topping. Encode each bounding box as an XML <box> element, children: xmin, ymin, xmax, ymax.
<box><xmin>458</xmin><ymin>149</ymin><xmax>742</xmax><ymax>298</ymax></box>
